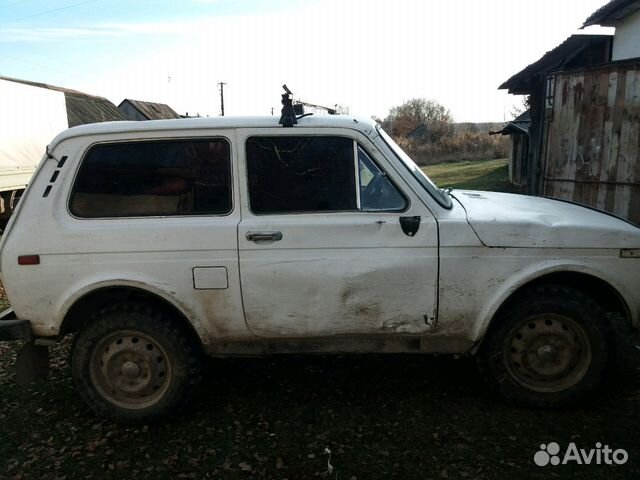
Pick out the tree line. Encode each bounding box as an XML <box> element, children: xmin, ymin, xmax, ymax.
<box><xmin>378</xmin><ymin>98</ymin><xmax>509</xmax><ymax>165</ymax></box>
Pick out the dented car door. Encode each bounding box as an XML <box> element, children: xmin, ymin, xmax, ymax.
<box><xmin>236</xmin><ymin>128</ymin><xmax>439</xmax><ymax>337</ymax></box>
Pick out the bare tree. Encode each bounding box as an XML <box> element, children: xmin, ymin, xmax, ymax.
<box><xmin>383</xmin><ymin>98</ymin><xmax>454</xmax><ymax>143</ymax></box>
<box><xmin>509</xmin><ymin>95</ymin><xmax>531</xmax><ymax>119</ymax></box>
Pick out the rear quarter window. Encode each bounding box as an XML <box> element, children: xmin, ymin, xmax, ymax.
<box><xmin>69</xmin><ymin>139</ymin><xmax>232</xmax><ymax>218</ymax></box>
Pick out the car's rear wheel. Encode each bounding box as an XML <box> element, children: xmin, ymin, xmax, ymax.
<box><xmin>71</xmin><ymin>302</ymin><xmax>201</xmax><ymax>423</ymax></box>
<box><xmin>478</xmin><ymin>285</ymin><xmax>612</xmax><ymax>407</ymax></box>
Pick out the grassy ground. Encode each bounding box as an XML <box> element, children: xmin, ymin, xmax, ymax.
<box><xmin>423</xmin><ymin>158</ymin><xmax>524</xmax><ymax>193</ymax></box>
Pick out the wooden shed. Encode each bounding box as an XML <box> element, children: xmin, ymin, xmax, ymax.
<box><xmin>497</xmin><ymin>1</ymin><xmax>640</xmax><ymax>224</ymax></box>
<box><xmin>490</xmin><ymin>110</ymin><xmax>531</xmax><ymax>186</ymax></box>
<box><xmin>499</xmin><ymin>35</ymin><xmax>613</xmax><ymax>195</ymax></box>
<box><xmin>541</xmin><ymin>59</ymin><xmax>640</xmax><ymax>224</ymax></box>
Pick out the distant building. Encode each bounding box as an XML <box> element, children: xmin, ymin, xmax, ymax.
<box><xmin>118</xmin><ymin>99</ymin><xmax>181</xmax><ymax>121</ymax></box>
<box><xmin>0</xmin><ymin>75</ymin><xmax>125</xmax><ymax>127</ymax></box>
<box><xmin>490</xmin><ymin>110</ymin><xmax>530</xmax><ymax>187</ymax></box>
<box><xmin>498</xmin><ymin>0</ymin><xmax>640</xmax><ymax>224</ymax></box>
<box><xmin>405</xmin><ymin>123</ymin><xmax>427</xmax><ymax>141</ymax></box>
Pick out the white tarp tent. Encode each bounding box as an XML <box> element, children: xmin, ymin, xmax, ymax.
<box><xmin>0</xmin><ymin>79</ymin><xmax>69</xmax><ymax>191</ymax></box>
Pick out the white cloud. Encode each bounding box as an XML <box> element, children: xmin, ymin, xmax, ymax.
<box><xmin>0</xmin><ymin>20</ymin><xmax>195</xmax><ymax>42</ymax></box>
<box><xmin>5</xmin><ymin>0</ymin><xmax>615</xmax><ymax>121</ymax></box>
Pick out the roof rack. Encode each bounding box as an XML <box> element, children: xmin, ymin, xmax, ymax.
<box><xmin>279</xmin><ymin>84</ymin><xmax>298</xmax><ymax>127</ymax></box>
<box><xmin>295</xmin><ymin>100</ymin><xmax>336</xmax><ymax>115</ymax></box>
<box><xmin>278</xmin><ymin>85</ymin><xmax>337</xmax><ymax>127</ymax></box>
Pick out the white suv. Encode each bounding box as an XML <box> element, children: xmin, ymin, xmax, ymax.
<box><xmin>1</xmin><ymin>112</ymin><xmax>639</xmax><ymax>422</ymax></box>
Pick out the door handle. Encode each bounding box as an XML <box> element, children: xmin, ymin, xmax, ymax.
<box><xmin>246</xmin><ymin>231</ymin><xmax>283</xmax><ymax>242</ymax></box>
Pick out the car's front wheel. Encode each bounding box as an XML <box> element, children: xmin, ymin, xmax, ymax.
<box><xmin>71</xmin><ymin>302</ymin><xmax>201</xmax><ymax>423</ymax></box>
<box><xmin>478</xmin><ymin>285</ymin><xmax>612</xmax><ymax>407</ymax></box>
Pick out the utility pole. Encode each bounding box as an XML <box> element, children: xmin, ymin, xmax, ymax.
<box><xmin>218</xmin><ymin>81</ymin><xmax>227</xmax><ymax>116</ymax></box>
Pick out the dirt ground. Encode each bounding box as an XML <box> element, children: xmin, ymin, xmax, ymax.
<box><xmin>1</xmin><ymin>290</ymin><xmax>639</xmax><ymax>479</ymax></box>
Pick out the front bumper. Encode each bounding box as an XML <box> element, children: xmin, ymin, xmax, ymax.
<box><xmin>0</xmin><ymin>308</ymin><xmax>32</xmax><ymax>341</ymax></box>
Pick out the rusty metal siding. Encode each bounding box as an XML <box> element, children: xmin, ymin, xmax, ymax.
<box><xmin>542</xmin><ymin>63</ymin><xmax>640</xmax><ymax>225</ymax></box>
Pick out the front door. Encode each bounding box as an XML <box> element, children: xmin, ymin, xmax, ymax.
<box><xmin>237</xmin><ymin>129</ymin><xmax>438</xmax><ymax>337</ymax></box>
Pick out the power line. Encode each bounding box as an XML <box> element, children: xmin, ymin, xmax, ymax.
<box><xmin>0</xmin><ymin>0</ymin><xmax>33</xmax><ymax>10</ymax></box>
<box><xmin>2</xmin><ymin>52</ymin><xmax>71</xmax><ymax>75</ymax></box>
<box><xmin>0</xmin><ymin>0</ymin><xmax>99</xmax><ymax>25</ymax></box>
<box><xmin>2</xmin><ymin>53</ymin><xmax>50</xmax><ymax>70</ymax></box>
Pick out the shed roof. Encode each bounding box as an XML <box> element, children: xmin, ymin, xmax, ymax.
<box><xmin>406</xmin><ymin>123</ymin><xmax>427</xmax><ymax>140</ymax></box>
<box><xmin>489</xmin><ymin>110</ymin><xmax>530</xmax><ymax>136</ymax></box>
<box><xmin>0</xmin><ymin>75</ymin><xmax>125</xmax><ymax>127</ymax></box>
<box><xmin>582</xmin><ymin>0</ymin><xmax>640</xmax><ymax>27</ymax></box>
<box><xmin>499</xmin><ymin>35</ymin><xmax>612</xmax><ymax>94</ymax></box>
<box><xmin>65</xmin><ymin>93</ymin><xmax>126</xmax><ymax>127</ymax></box>
<box><xmin>119</xmin><ymin>99</ymin><xmax>181</xmax><ymax>120</ymax></box>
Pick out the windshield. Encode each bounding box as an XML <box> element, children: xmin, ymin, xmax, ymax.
<box><xmin>376</xmin><ymin>126</ymin><xmax>452</xmax><ymax>209</ymax></box>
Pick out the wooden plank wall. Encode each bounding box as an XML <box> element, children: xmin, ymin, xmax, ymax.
<box><xmin>510</xmin><ymin>133</ymin><xmax>528</xmax><ymax>186</ymax></box>
<box><xmin>542</xmin><ymin>63</ymin><xmax>640</xmax><ymax>225</ymax></box>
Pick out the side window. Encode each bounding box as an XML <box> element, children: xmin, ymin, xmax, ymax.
<box><xmin>70</xmin><ymin>139</ymin><xmax>232</xmax><ymax>218</ymax></box>
<box><xmin>246</xmin><ymin>136</ymin><xmax>356</xmax><ymax>214</ymax></box>
<box><xmin>358</xmin><ymin>146</ymin><xmax>407</xmax><ymax>211</ymax></box>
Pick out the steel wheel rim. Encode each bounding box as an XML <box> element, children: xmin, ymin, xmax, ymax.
<box><xmin>89</xmin><ymin>330</ymin><xmax>172</xmax><ymax>409</ymax></box>
<box><xmin>503</xmin><ymin>313</ymin><xmax>592</xmax><ymax>393</ymax></box>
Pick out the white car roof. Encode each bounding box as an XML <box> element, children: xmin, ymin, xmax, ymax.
<box><xmin>48</xmin><ymin>115</ymin><xmax>378</xmax><ymax>150</ymax></box>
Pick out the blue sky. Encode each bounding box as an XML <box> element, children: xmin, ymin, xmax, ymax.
<box><xmin>2</xmin><ymin>0</ymin><xmax>293</xmax><ymax>80</ymax></box>
<box><xmin>0</xmin><ymin>0</ymin><xmax>612</xmax><ymax>121</ymax></box>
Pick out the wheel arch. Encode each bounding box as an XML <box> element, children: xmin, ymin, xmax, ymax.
<box><xmin>59</xmin><ymin>284</ymin><xmax>203</xmax><ymax>348</ymax></box>
<box><xmin>472</xmin><ymin>269</ymin><xmax>632</xmax><ymax>353</ymax></box>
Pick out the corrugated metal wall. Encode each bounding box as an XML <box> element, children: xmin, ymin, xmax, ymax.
<box><xmin>542</xmin><ymin>62</ymin><xmax>640</xmax><ymax>225</ymax></box>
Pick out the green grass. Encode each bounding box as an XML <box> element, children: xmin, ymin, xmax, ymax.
<box><xmin>423</xmin><ymin>158</ymin><xmax>524</xmax><ymax>193</ymax></box>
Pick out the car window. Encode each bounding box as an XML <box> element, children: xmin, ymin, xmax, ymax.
<box><xmin>246</xmin><ymin>136</ymin><xmax>356</xmax><ymax>214</ymax></box>
<box><xmin>358</xmin><ymin>146</ymin><xmax>407</xmax><ymax>211</ymax></box>
<box><xmin>377</xmin><ymin>125</ymin><xmax>452</xmax><ymax>209</ymax></box>
<box><xmin>246</xmin><ymin>136</ymin><xmax>407</xmax><ymax>215</ymax></box>
<box><xmin>70</xmin><ymin>139</ymin><xmax>232</xmax><ymax>218</ymax></box>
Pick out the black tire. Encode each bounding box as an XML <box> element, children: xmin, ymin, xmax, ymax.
<box><xmin>71</xmin><ymin>302</ymin><xmax>202</xmax><ymax>423</ymax></box>
<box><xmin>477</xmin><ymin>285</ymin><xmax>612</xmax><ymax>408</ymax></box>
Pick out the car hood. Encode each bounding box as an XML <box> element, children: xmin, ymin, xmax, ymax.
<box><xmin>451</xmin><ymin>190</ymin><xmax>640</xmax><ymax>248</ymax></box>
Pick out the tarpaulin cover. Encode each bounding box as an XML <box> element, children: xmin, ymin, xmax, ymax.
<box><xmin>0</xmin><ymin>79</ymin><xmax>68</xmax><ymax>188</ymax></box>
